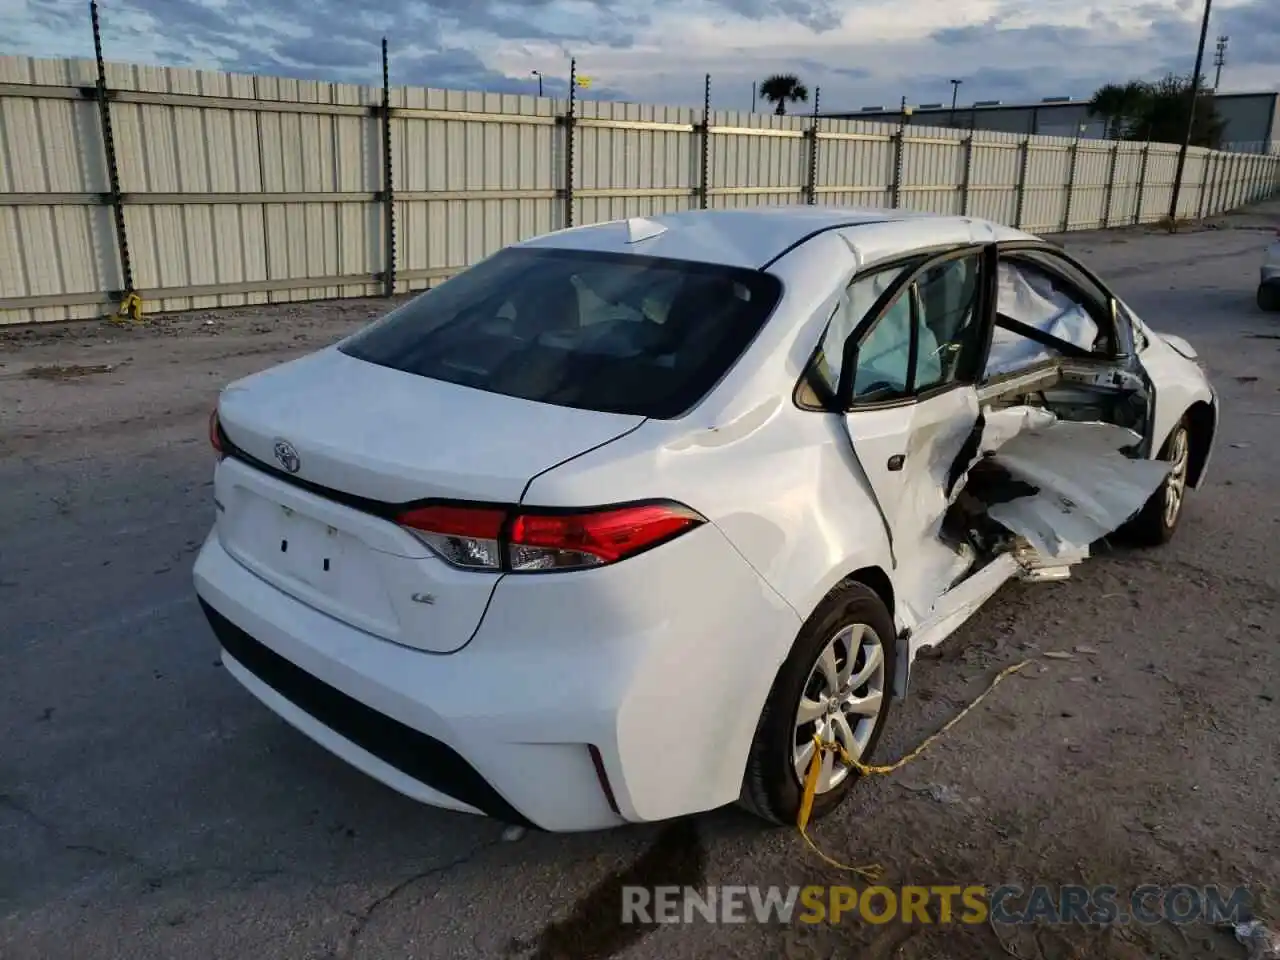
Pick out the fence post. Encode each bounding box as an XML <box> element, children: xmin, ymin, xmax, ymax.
<box><xmin>87</xmin><ymin>0</ymin><xmax>138</xmax><ymax>321</ymax></box>
<box><xmin>805</xmin><ymin>86</ymin><xmax>820</xmax><ymax>204</ymax></box>
<box><xmin>1013</xmin><ymin>136</ymin><xmax>1030</xmax><ymax>229</ymax></box>
<box><xmin>380</xmin><ymin>39</ymin><xmax>396</xmax><ymax>298</ymax></box>
<box><xmin>890</xmin><ymin>115</ymin><xmax>907</xmax><ymax>208</ymax></box>
<box><xmin>959</xmin><ymin>134</ymin><xmax>974</xmax><ymax>216</ymax></box>
<box><xmin>1061</xmin><ymin>135</ymin><xmax>1080</xmax><ymax>233</ymax></box>
<box><xmin>1223</xmin><ymin>154</ymin><xmax>1231</xmax><ymax>210</ymax></box>
<box><xmin>1208</xmin><ymin>152</ymin><xmax>1222</xmax><ymax>215</ymax></box>
<box><xmin>1196</xmin><ymin>151</ymin><xmax>1212</xmax><ymax>220</ymax></box>
<box><xmin>558</xmin><ymin>59</ymin><xmax>578</xmax><ymax>229</ymax></box>
<box><xmin>1133</xmin><ymin>142</ymin><xmax>1150</xmax><ymax>224</ymax></box>
<box><xmin>697</xmin><ymin>74</ymin><xmax>711</xmax><ymax>210</ymax></box>
<box><xmin>1102</xmin><ymin>141</ymin><xmax>1120</xmax><ymax>228</ymax></box>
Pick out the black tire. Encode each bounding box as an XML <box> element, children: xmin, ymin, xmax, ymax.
<box><xmin>1123</xmin><ymin>417</ymin><xmax>1191</xmax><ymax>547</ymax></box>
<box><xmin>740</xmin><ymin>581</ymin><xmax>896</xmax><ymax>826</ymax></box>
<box><xmin>1258</xmin><ymin>282</ymin><xmax>1280</xmax><ymax>313</ymax></box>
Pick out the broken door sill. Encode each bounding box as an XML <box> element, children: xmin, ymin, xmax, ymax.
<box><xmin>907</xmin><ymin>552</ymin><xmax>1020</xmax><ymax>661</ymax></box>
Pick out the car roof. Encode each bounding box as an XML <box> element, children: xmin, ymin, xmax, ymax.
<box><xmin>515</xmin><ymin>205</ymin><xmax>1039</xmax><ymax>271</ymax></box>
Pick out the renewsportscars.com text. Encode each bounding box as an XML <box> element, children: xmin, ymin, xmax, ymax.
<box><xmin>621</xmin><ymin>884</ymin><xmax>1252</xmax><ymax>926</ymax></box>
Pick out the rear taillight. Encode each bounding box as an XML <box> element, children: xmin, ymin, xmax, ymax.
<box><xmin>396</xmin><ymin>501</ymin><xmax>705</xmax><ymax>573</ymax></box>
<box><xmin>209</xmin><ymin>407</ymin><xmax>224</xmax><ymax>456</ymax></box>
<box><xmin>397</xmin><ymin>504</ymin><xmax>506</xmax><ymax>570</ymax></box>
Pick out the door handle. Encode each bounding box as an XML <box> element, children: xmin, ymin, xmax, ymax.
<box><xmin>887</xmin><ymin>454</ymin><xmax>906</xmax><ymax>471</ymax></box>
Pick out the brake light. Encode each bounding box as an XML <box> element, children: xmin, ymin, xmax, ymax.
<box><xmin>209</xmin><ymin>407</ymin><xmax>224</xmax><ymax>456</ymax></box>
<box><xmin>396</xmin><ymin>501</ymin><xmax>705</xmax><ymax>572</ymax></box>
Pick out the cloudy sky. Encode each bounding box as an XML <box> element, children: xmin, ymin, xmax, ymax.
<box><xmin>1</xmin><ymin>0</ymin><xmax>1277</xmax><ymax>110</ymax></box>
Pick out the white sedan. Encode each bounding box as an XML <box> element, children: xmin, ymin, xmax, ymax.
<box><xmin>194</xmin><ymin>206</ymin><xmax>1218</xmax><ymax>832</ymax></box>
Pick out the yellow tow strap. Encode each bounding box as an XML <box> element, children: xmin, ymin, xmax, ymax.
<box><xmin>796</xmin><ymin>659</ymin><xmax>1033</xmax><ymax>878</ymax></box>
<box><xmin>109</xmin><ymin>291</ymin><xmax>144</xmax><ymax>325</ymax></box>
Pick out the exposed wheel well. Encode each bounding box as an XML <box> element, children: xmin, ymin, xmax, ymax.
<box><xmin>836</xmin><ymin>566</ymin><xmax>907</xmax><ymax>696</ymax></box>
<box><xmin>1183</xmin><ymin>400</ymin><xmax>1215</xmax><ymax>488</ymax></box>
<box><xmin>839</xmin><ymin>566</ymin><xmax>895</xmax><ymax>620</ymax></box>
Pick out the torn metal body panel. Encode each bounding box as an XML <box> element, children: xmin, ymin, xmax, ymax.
<box><xmin>832</xmin><ymin>236</ymin><xmax>1214</xmax><ymax>694</ymax></box>
<box><xmin>891</xmin><ymin>406</ymin><xmax>1167</xmax><ymax>666</ymax></box>
<box><xmin>983</xmin><ymin>420</ymin><xmax>1170</xmax><ymax>559</ymax></box>
<box><xmin>844</xmin><ymin>388</ymin><xmax>980</xmax><ymax>628</ymax></box>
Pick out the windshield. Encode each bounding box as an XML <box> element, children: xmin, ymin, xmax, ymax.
<box><xmin>339</xmin><ymin>247</ymin><xmax>783</xmax><ymax>419</ymax></box>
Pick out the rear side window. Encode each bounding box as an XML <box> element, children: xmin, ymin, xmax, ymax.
<box><xmin>339</xmin><ymin>248</ymin><xmax>783</xmax><ymax>419</ymax></box>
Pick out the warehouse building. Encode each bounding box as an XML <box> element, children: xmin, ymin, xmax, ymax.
<box><xmin>821</xmin><ymin>90</ymin><xmax>1279</xmax><ymax>154</ymax></box>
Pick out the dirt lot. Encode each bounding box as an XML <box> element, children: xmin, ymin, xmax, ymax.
<box><xmin>2</xmin><ymin>203</ymin><xmax>1279</xmax><ymax>960</ymax></box>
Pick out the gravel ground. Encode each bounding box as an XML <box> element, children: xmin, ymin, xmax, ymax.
<box><xmin>2</xmin><ymin>203</ymin><xmax>1279</xmax><ymax>960</ymax></box>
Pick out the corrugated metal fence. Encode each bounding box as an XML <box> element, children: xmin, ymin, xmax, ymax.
<box><xmin>2</xmin><ymin>53</ymin><xmax>1279</xmax><ymax>326</ymax></box>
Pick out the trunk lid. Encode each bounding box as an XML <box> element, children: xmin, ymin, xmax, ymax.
<box><xmin>213</xmin><ymin>347</ymin><xmax>645</xmax><ymax>653</ymax></box>
<box><xmin>217</xmin><ymin>347</ymin><xmax>645</xmax><ymax>506</ymax></box>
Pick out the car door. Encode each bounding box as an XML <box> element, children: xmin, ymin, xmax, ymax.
<box><xmin>829</xmin><ymin>244</ymin><xmax>998</xmax><ymax>617</ymax></box>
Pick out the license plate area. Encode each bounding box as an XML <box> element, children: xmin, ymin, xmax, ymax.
<box><xmin>219</xmin><ymin>485</ymin><xmax>400</xmax><ymax>637</ymax></box>
<box><xmin>273</xmin><ymin>505</ymin><xmax>343</xmax><ymax>588</ymax></box>
<box><xmin>231</xmin><ymin>493</ymin><xmax>351</xmax><ymax>589</ymax></box>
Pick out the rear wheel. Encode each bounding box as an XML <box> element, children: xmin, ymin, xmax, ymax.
<box><xmin>740</xmin><ymin>582</ymin><xmax>895</xmax><ymax>825</ymax></box>
<box><xmin>1259</xmin><ymin>281</ymin><xmax>1280</xmax><ymax>313</ymax></box>
<box><xmin>1124</xmin><ymin>418</ymin><xmax>1190</xmax><ymax>547</ymax></box>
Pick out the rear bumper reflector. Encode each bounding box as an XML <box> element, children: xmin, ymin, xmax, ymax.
<box><xmin>199</xmin><ymin>598</ymin><xmax>536</xmax><ymax>829</ymax></box>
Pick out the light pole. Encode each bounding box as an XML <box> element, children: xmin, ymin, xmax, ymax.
<box><xmin>1213</xmin><ymin>35</ymin><xmax>1228</xmax><ymax>89</ymax></box>
<box><xmin>1169</xmin><ymin>0</ymin><xmax>1213</xmax><ymax>226</ymax></box>
<box><xmin>949</xmin><ymin>79</ymin><xmax>962</xmax><ymax>127</ymax></box>
<box><xmin>531</xmin><ymin>70</ymin><xmax>543</xmax><ymax>97</ymax></box>
<box><xmin>751</xmin><ymin>81</ymin><xmax>757</xmax><ymax>113</ymax></box>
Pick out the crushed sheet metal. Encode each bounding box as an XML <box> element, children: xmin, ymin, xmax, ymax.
<box><xmin>977</xmin><ymin>405</ymin><xmax>1058</xmax><ymax>454</ymax></box>
<box><xmin>892</xmin><ymin>392</ymin><xmax>983</xmax><ymax>627</ymax></box>
<box><xmin>901</xmin><ymin>404</ymin><xmax>1061</xmax><ymax>624</ymax></box>
<box><xmin>1013</xmin><ymin>538</ymin><xmax>1088</xmax><ymax>581</ymax></box>
<box><xmin>986</xmin><ymin>420</ymin><xmax>1170</xmax><ymax>558</ymax></box>
<box><xmin>944</xmin><ymin>405</ymin><xmax>1057</xmax><ymax>515</ymax></box>
<box><xmin>907</xmin><ymin>553</ymin><xmax>1021</xmax><ymax>659</ymax></box>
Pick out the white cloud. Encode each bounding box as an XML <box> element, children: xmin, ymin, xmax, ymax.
<box><xmin>0</xmin><ymin>0</ymin><xmax>1276</xmax><ymax>109</ymax></box>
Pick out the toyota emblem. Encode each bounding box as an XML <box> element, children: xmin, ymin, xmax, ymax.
<box><xmin>273</xmin><ymin>439</ymin><xmax>301</xmax><ymax>474</ymax></box>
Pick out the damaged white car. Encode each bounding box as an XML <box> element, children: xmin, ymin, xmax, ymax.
<box><xmin>196</xmin><ymin>206</ymin><xmax>1218</xmax><ymax>832</ymax></box>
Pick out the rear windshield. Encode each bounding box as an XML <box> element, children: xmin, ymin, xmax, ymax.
<box><xmin>338</xmin><ymin>247</ymin><xmax>783</xmax><ymax>419</ymax></box>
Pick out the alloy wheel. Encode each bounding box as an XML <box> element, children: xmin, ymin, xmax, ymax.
<box><xmin>791</xmin><ymin>623</ymin><xmax>886</xmax><ymax>794</ymax></box>
<box><xmin>1163</xmin><ymin>426</ymin><xmax>1189</xmax><ymax>528</ymax></box>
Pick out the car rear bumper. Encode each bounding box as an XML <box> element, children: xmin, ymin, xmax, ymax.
<box><xmin>193</xmin><ymin>520</ymin><xmax>799</xmax><ymax>832</ymax></box>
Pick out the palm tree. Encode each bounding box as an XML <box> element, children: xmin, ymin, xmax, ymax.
<box><xmin>1087</xmin><ymin>81</ymin><xmax>1150</xmax><ymax>139</ymax></box>
<box><xmin>758</xmin><ymin>73</ymin><xmax>809</xmax><ymax>116</ymax></box>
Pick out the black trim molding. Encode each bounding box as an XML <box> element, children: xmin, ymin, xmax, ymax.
<box><xmin>200</xmin><ymin>598</ymin><xmax>537</xmax><ymax>829</ymax></box>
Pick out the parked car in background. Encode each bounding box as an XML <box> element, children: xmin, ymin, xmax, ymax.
<box><xmin>1259</xmin><ymin>230</ymin><xmax>1280</xmax><ymax>312</ymax></box>
<box><xmin>194</xmin><ymin>206</ymin><xmax>1218</xmax><ymax>832</ymax></box>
